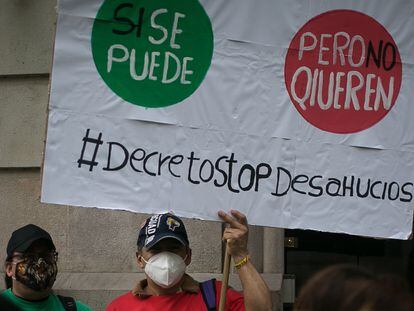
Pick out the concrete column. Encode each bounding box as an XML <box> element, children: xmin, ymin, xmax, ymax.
<box><xmin>263</xmin><ymin>227</ymin><xmax>284</xmax><ymax>273</ymax></box>
<box><xmin>247</xmin><ymin>225</ymin><xmax>264</xmax><ymax>272</ymax></box>
<box><xmin>263</xmin><ymin>227</ymin><xmax>284</xmax><ymax>311</ymax></box>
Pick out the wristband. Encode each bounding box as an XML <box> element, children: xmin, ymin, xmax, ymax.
<box><xmin>234</xmin><ymin>255</ymin><xmax>249</xmax><ymax>269</ymax></box>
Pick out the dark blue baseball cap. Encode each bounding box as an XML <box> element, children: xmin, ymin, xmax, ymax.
<box><xmin>137</xmin><ymin>213</ymin><xmax>189</xmax><ymax>250</ymax></box>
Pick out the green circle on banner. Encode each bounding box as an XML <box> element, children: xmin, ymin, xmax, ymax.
<box><xmin>91</xmin><ymin>0</ymin><xmax>214</xmax><ymax>108</ymax></box>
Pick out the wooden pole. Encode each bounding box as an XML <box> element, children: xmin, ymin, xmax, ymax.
<box><xmin>219</xmin><ymin>241</ymin><xmax>232</xmax><ymax>311</ymax></box>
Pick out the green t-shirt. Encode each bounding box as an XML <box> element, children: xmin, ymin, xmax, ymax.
<box><xmin>0</xmin><ymin>288</ymin><xmax>92</xmax><ymax>311</ymax></box>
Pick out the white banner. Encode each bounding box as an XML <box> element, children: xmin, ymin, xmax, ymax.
<box><xmin>42</xmin><ymin>0</ymin><xmax>414</xmax><ymax>239</ymax></box>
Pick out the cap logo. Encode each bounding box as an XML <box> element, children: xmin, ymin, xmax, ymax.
<box><xmin>166</xmin><ymin>217</ymin><xmax>180</xmax><ymax>231</ymax></box>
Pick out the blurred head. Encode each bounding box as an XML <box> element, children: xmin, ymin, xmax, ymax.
<box><xmin>4</xmin><ymin>224</ymin><xmax>58</xmax><ymax>293</ymax></box>
<box><xmin>294</xmin><ymin>264</ymin><xmax>414</xmax><ymax>311</ymax></box>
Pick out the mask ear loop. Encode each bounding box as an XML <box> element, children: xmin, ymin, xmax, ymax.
<box><xmin>141</xmin><ymin>257</ymin><xmax>149</xmax><ymax>264</ymax></box>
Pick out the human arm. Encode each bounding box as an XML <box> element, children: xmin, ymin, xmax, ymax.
<box><xmin>218</xmin><ymin>210</ymin><xmax>272</xmax><ymax>311</ymax></box>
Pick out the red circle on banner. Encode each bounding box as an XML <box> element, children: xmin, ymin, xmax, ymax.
<box><xmin>284</xmin><ymin>10</ymin><xmax>402</xmax><ymax>134</ymax></box>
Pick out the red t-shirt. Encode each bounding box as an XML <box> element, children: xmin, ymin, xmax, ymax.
<box><xmin>106</xmin><ymin>280</ymin><xmax>245</xmax><ymax>311</ymax></box>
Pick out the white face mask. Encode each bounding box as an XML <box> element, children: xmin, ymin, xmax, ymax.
<box><xmin>142</xmin><ymin>251</ymin><xmax>187</xmax><ymax>288</ymax></box>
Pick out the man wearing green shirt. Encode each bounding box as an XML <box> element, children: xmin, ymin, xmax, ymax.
<box><xmin>1</xmin><ymin>224</ymin><xmax>92</xmax><ymax>311</ymax></box>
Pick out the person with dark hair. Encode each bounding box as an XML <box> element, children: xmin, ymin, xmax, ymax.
<box><xmin>2</xmin><ymin>224</ymin><xmax>92</xmax><ymax>311</ymax></box>
<box><xmin>106</xmin><ymin>210</ymin><xmax>272</xmax><ymax>310</ymax></box>
<box><xmin>294</xmin><ymin>264</ymin><xmax>414</xmax><ymax>311</ymax></box>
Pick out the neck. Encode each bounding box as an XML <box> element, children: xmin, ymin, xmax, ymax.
<box><xmin>12</xmin><ymin>281</ymin><xmax>50</xmax><ymax>301</ymax></box>
<box><xmin>146</xmin><ymin>277</ymin><xmax>184</xmax><ymax>296</ymax></box>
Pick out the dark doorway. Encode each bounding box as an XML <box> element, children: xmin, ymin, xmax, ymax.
<box><xmin>284</xmin><ymin>229</ymin><xmax>414</xmax><ymax>308</ymax></box>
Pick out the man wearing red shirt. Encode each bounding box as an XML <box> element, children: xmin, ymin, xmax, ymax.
<box><xmin>106</xmin><ymin>210</ymin><xmax>272</xmax><ymax>311</ymax></box>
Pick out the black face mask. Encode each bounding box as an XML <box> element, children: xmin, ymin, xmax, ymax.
<box><xmin>14</xmin><ymin>253</ymin><xmax>58</xmax><ymax>291</ymax></box>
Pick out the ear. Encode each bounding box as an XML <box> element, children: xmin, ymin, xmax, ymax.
<box><xmin>136</xmin><ymin>252</ymin><xmax>145</xmax><ymax>269</ymax></box>
<box><xmin>184</xmin><ymin>248</ymin><xmax>192</xmax><ymax>266</ymax></box>
<box><xmin>5</xmin><ymin>262</ymin><xmax>14</xmax><ymax>277</ymax></box>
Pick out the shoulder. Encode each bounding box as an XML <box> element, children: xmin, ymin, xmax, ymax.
<box><xmin>0</xmin><ymin>289</ymin><xmax>17</xmax><ymax>305</ymax></box>
<box><xmin>0</xmin><ymin>289</ymin><xmax>14</xmax><ymax>304</ymax></box>
<box><xmin>0</xmin><ymin>292</ymin><xmax>20</xmax><ymax>311</ymax></box>
<box><xmin>52</xmin><ymin>293</ymin><xmax>93</xmax><ymax>311</ymax></box>
<box><xmin>106</xmin><ymin>292</ymin><xmax>138</xmax><ymax>309</ymax></box>
<box><xmin>0</xmin><ymin>288</ymin><xmax>12</xmax><ymax>297</ymax></box>
<box><xmin>75</xmin><ymin>300</ymin><xmax>93</xmax><ymax>311</ymax></box>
